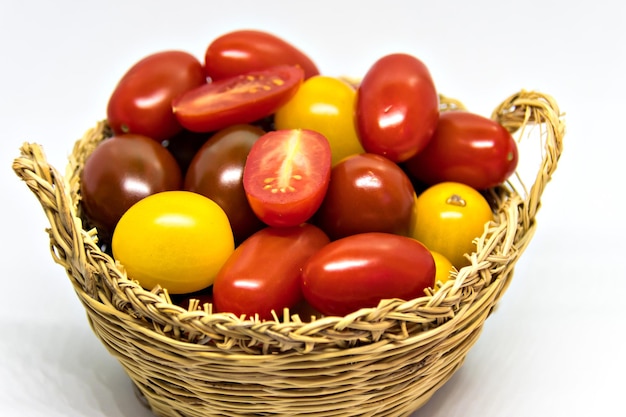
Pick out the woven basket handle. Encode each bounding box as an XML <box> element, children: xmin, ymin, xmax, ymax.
<box><xmin>12</xmin><ymin>143</ymin><xmax>97</xmax><ymax>296</ymax></box>
<box><xmin>490</xmin><ymin>90</ymin><xmax>565</xmax><ymax>223</ymax></box>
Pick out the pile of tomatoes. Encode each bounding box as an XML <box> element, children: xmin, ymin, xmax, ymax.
<box><xmin>80</xmin><ymin>30</ymin><xmax>519</xmax><ymax>320</ymax></box>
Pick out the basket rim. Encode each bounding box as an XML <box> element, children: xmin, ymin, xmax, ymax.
<box><xmin>13</xmin><ymin>89</ymin><xmax>565</xmax><ymax>354</ymax></box>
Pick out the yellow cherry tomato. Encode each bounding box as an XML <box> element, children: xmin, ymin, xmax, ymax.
<box><xmin>410</xmin><ymin>182</ymin><xmax>493</xmax><ymax>269</ymax></box>
<box><xmin>274</xmin><ymin>75</ymin><xmax>365</xmax><ymax>165</ymax></box>
<box><xmin>112</xmin><ymin>190</ymin><xmax>234</xmax><ymax>294</ymax></box>
<box><xmin>430</xmin><ymin>250</ymin><xmax>455</xmax><ymax>286</ymax></box>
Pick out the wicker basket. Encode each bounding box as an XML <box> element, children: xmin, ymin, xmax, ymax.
<box><xmin>13</xmin><ymin>89</ymin><xmax>564</xmax><ymax>417</ymax></box>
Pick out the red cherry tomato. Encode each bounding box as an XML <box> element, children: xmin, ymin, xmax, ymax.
<box><xmin>213</xmin><ymin>224</ymin><xmax>330</xmax><ymax>320</ymax></box>
<box><xmin>301</xmin><ymin>232</ymin><xmax>435</xmax><ymax>316</ymax></box>
<box><xmin>314</xmin><ymin>153</ymin><xmax>416</xmax><ymax>240</ymax></box>
<box><xmin>404</xmin><ymin>111</ymin><xmax>519</xmax><ymax>190</ymax></box>
<box><xmin>107</xmin><ymin>50</ymin><xmax>206</xmax><ymax>142</ymax></box>
<box><xmin>243</xmin><ymin>129</ymin><xmax>332</xmax><ymax>228</ymax></box>
<box><xmin>204</xmin><ymin>29</ymin><xmax>320</xmax><ymax>81</ymax></box>
<box><xmin>356</xmin><ymin>53</ymin><xmax>439</xmax><ymax>162</ymax></box>
<box><xmin>172</xmin><ymin>65</ymin><xmax>303</xmax><ymax>133</ymax></box>
<box><xmin>80</xmin><ymin>134</ymin><xmax>182</xmax><ymax>236</ymax></box>
<box><xmin>184</xmin><ymin>124</ymin><xmax>266</xmax><ymax>244</ymax></box>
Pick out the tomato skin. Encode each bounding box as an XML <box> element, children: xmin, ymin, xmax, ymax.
<box><xmin>80</xmin><ymin>134</ymin><xmax>182</xmax><ymax>236</ymax></box>
<box><xmin>314</xmin><ymin>153</ymin><xmax>415</xmax><ymax>240</ymax></box>
<box><xmin>204</xmin><ymin>29</ymin><xmax>319</xmax><ymax>81</ymax></box>
<box><xmin>301</xmin><ymin>232</ymin><xmax>435</xmax><ymax>316</ymax></box>
<box><xmin>410</xmin><ymin>182</ymin><xmax>493</xmax><ymax>269</ymax></box>
<box><xmin>243</xmin><ymin>129</ymin><xmax>332</xmax><ymax>228</ymax></box>
<box><xmin>184</xmin><ymin>124</ymin><xmax>266</xmax><ymax>244</ymax></box>
<box><xmin>112</xmin><ymin>191</ymin><xmax>235</xmax><ymax>294</ymax></box>
<box><xmin>213</xmin><ymin>224</ymin><xmax>330</xmax><ymax>320</ymax></box>
<box><xmin>172</xmin><ymin>65</ymin><xmax>303</xmax><ymax>133</ymax></box>
<box><xmin>355</xmin><ymin>53</ymin><xmax>439</xmax><ymax>162</ymax></box>
<box><xmin>404</xmin><ymin>111</ymin><xmax>519</xmax><ymax>190</ymax></box>
<box><xmin>107</xmin><ymin>51</ymin><xmax>206</xmax><ymax>142</ymax></box>
<box><xmin>274</xmin><ymin>75</ymin><xmax>365</xmax><ymax>166</ymax></box>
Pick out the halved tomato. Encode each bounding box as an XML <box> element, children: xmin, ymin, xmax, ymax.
<box><xmin>172</xmin><ymin>65</ymin><xmax>303</xmax><ymax>132</ymax></box>
<box><xmin>243</xmin><ymin>129</ymin><xmax>332</xmax><ymax>228</ymax></box>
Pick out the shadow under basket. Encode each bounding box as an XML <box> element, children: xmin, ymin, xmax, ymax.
<box><xmin>13</xmin><ymin>90</ymin><xmax>565</xmax><ymax>417</ymax></box>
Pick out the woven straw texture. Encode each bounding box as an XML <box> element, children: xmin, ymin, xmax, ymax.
<box><xmin>13</xmin><ymin>90</ymin><xmax>564</xmax><ymax>417</ymax></box>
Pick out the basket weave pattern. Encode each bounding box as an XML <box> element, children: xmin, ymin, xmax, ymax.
<box><xmin>13</xmin><ymin>90</ymin><xmax>564</xmax><ymax>416</ymax></box>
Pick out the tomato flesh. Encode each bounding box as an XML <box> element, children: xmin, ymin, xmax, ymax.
<box><xmin>172</xmin><ymin>65</ymin><xmax>303</xmax><ymax>133</ymax></box>
<box><xmin>243</xmin><ymin>129</ymin><xmax>332</xmax><ymax>228</ymax></box>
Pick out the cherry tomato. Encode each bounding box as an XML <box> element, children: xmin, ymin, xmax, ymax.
<box><xmin>184</xmin><ymin>124</ymin><xmax>266</xmax><ymax>244</ymax></box>
<box><xmin>213</xmin><ymin>224</ymin><xmax>330</xmax><ymax>320</ymax></box>
<box><xmin>403</xmin><ymin>110</ymin><xmax>519</xmax><ymax>190</ymax></box>
<box><xmin>355</xmin><ymin>53</ymin><xmax>439</xmax><ymax>162</ymax></box>
<box><xmin>172</xmin><ymin>65</ymin><xmax>304</xmax><ymax>133</ymax></box>
<box><xmin>204</xmin><ymin>29</ymin><xmax>320</xmax><ymax>81</ymax></box>
<box><xmin>314</xmin><ymin>153</ymin><xmax>416</xmax><ymax>240</ymax></box>
<box><xmin>80</xmin><ymin>134</ymin><xmax>182</xmax><ymax>236</ymax></box>
<box><xmin>243</xmin><ymin>129</ymin><xmax>332</xmax><ymax>228</ymax></box>
<box><xmin>410</xmin><ymin>182</ymin><xmax>493</xmax><ymax>269</ymax></box>
<box><xmin>274</xmin><ymin>75</ymin><xmax>365</xmax><ymax>166</ymax></box>
<box><xmin>112</xmin><ymin>191</ymin><xmax>234</xmax><ymax>294</ymax></box>
<box><xmin>301</xmin><ymin>232</ymin><xmax>435</xmax><ymax>316</ymax></box>
<box><xmin>107</xmin><ymin>50</ymin><xmax>206</xmax><ymax>142</ymax></box>
<box><xmin>430</xmin><ymin>250</ymin><xmax>455</xmax><ymax>287</ymax></box>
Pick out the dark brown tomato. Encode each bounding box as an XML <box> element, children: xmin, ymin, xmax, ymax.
<box><xmin>314</xmin><ymin>153</ymin><xmax>416</xmax><ymax>240</ymax></box>
<box><xmin>80</xmin><ymin>134</ymin><xmax>182</xmax><ymax>236</ymax></box>
<box><xmin>184</xmin><ymin>124</ymin><xmax>266</xmax><ymax>244</ymax></box>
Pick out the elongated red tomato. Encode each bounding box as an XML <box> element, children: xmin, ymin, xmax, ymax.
<box><xmin>213</xmin><ymin>224</ymin><xmax>330</xmax><ymax>320</ymax></box>
<box><xmin>204</xmin><ymin>29</ymin><xmax>320</xmax><ymax>81</ymax></box>
<box><xmin>404</xmin><ymin>111</ymin><xmax>519</xmax><ymax>190</ymax></box>
<box><xmin>301</xmin><ymin>232</ymin><xmax>435</xmax><ymax>316</ymax></box>
<box><xmin>243</xmin><ymin>129</ymin><xmax>332</xmax><ymax>228</ymax></box>
<box><xmin>356</xmin><ymin>53</ymin><xmax>439</xmax><ymax>162</ymax></box>
<box><xmin>107</xmin><ymin>50</ymin><xmax>206</xmax><ymax>142</ymax></box>
<box><xmin>172</xmin><ymin>65</ymin><xmax>303</xmax><ymax>132</ymax></box>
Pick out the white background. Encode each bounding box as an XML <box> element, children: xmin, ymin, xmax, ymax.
<box><xmin>1</xmin><ymin>0</ymin><xmax>624</xmax><ymax>416</ymax></box>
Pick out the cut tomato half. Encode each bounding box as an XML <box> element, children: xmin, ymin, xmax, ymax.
<box><xmin>172</xmin><ymin>65</ymin><xmax>303</xmax><ymax>132</ymax></box>
<box><xmin>243</xmin><ymin>129</ymin><xmax>332</xmax><ymax>228</ymax></box>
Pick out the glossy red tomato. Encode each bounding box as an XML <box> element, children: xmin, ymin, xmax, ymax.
<box><xmin>314</xmin><ymin>153</ymin><xmax>416</xmax><ymax>240</ymax></box>
<box><xmin>80</xmin><ymin>134</ymin><xmax>182</xmax><ymax>236</ymax></box>
<box><xmin>301</xmin><ymin>232</ymin><xmax>435</xmax><ymax>316</ymax></box>
<box><xmin>184</xmin><ymin>124</ymin><xmax>266</xmax><ymax>244</ymax></box>
<box><xmin>172</xmin><ymin>65</ymin><xmax>303</xmax><ymax>133</ymax></box>
<box><xmin>404</xmin><ymin>111</ymin><xmax>519</xmax><ymax>190</ymax></box>
<box><xmin>213</xmin><ymin>224</ymin><xmax>330</xmax><ymax>320</ymax></box>
<box><xmin>243</xmin><ymin>129</ymin><xmax>332</xmax><ymax>228</ymax></box>
<box><xmin>107</xmin><ymin>50</ymin><xmax>206</xmax><ymax>142</ymax></box>
<box><xmin>204</xmin><ymin>29</ymin><xmax>320</xmax><ymax>81</ymax></box>
<box><xmin>355</xmin><ymin>53</ymin><xmax>439</xmax><ymax>162</ymax></box>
